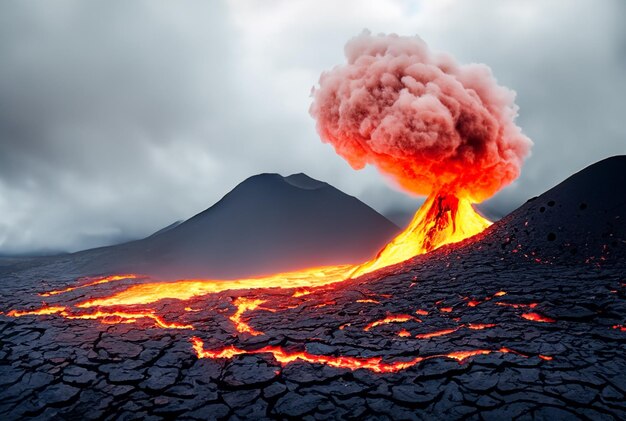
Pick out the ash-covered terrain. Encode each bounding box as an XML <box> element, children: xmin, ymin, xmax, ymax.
<box><xmin>0</xmin><ymin>156</ymin><xmax>624</xmax><ymax>420</ymax></box>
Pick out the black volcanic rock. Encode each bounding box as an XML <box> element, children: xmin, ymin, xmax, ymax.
<box><xmin>477</xmin><ymin>155</ymin><xmax>626</xmax><ymax>264</ymax></box>
<box><xmin>76</xmin><ymin>173</ymin><xmax>399</xmax><ymax>278</ymax></box>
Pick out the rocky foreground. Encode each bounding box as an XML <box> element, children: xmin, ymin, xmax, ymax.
<box><xmin>0</xmin><ymin>243</ymin><xmax>625</xmax><ymax>420</ymax></box>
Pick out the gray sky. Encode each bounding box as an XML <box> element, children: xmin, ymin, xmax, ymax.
<box><xmin>0</xmin><ymin>0</ymin><xmax>624</xmax><ymax>254</ymax></box>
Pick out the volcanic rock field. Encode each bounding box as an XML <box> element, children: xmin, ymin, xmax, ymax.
<box><xmin>0</xmin><ymin>156</ymin><xmax>624</xmax><ymax>420</ymax></box>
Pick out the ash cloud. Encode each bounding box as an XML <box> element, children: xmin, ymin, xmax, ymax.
<box><xmin>310</xmin><ymin>31</ymin><xmax>532</xmax><ymax>202</ymax></box>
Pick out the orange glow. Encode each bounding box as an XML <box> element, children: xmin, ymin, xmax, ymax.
<box><xmin>6</xmin><ymin>306</ymin><xmax>67</xmax><ymax>317</ymax></box>
<box><xmin>466</xmin><ymin>291</ymin><xmax>507</xmax><ymax>307</ymax></box>
<box><xmin>539</xmin><ymin>355</ymin><xmax>553</xmax><ymax>361</ymax></box>
<box><xmin>64</xmin><ymin>310</ymin><xmax>193</xmax><ymax>329</ymax></box>
<box><xmin>350</xmin><ymin>192</ymin><xmax>491</xmax><ymax>277</ymax></box>
<box><xmin>54</xmin><ymin>191</ymin><xmax>490</xmax><ymax>310</ymax></box>
<box><xmin>468</xmin><ymin>323</ymin><xmax>496</xmax><ymax>330</ymax></box>
<box><xmin>397</xmin><ymin>329</ymin><xmax>411</xmax><ymax>337</ymax></box>
<box><xmin>521</xmin><ymin>312</ymin><xmax>556</xmax><ymax>323</ymax></box>
<box><xmin>76</xmin><ymin>265</ymin><xmax>355</xmax><ymax>308</ymax></box>
<box><xmin>415</xmin><ymin>327</ymin><xmax>459</xmax><ymax>339</ymax></box>
<box><xmin>612</xmin><ymin>324</ymin><xmax>626</xmax><ymax>332</ymax></box>
<box><xmin>40</xmin><ymin>274</ymin><xmax>139</xmax><ymax>296</ymax></box>
<box><xmin>191</xmin><ymin>337</ymin><xmax>526</xmax><ymax>373</ymax></box>
<box><xmin>439</xmin><ymin>307</ymin><xmax>453</xmax><ymax>313</ymax></box>
<box><xmin>445</xmin><ymin>349</ymin><xmax>492</xmax><ymax>362</ymax></box>
<box><xmin>496</xmin><ymin>302</ymin><xmax>538</xmax><ymax>309</ymax></box>
<box><xmin>230</xmin><ymin>298</ymin><xmax>265</xmax><ymax>336</ymax></box>
<box><xmin>6</xmin><ymin>190</ymin><xmax>498</xmax><ymax>371</ymax></box>
<box><xmin>364</xmin><ymin>314</ymin><xmax>418</xmax><ymax>331</ymax></box>
<box><xmin>7</xmin><ymin>306</ymin><xmax>192</xmax><ymax>329</ymax></box>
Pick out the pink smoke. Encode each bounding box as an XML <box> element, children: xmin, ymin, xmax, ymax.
<box><xmin>310</xmin><ymin>31</ymin><xmax>532</xmax><ymax>202</ymax></box>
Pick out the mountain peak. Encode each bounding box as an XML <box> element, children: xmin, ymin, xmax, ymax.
<box><xmin>84</xmin><ymin>172</ymin><xmax>400</xmax><ymax>279</ymax></box>
<box><xmin>284</xmin><ymin>173</ymin><xmax>328</xmax><ymax>190</ymax></box>
<box><xmin>237</xmin><ymin>172</ymin><xmax>328</xmax><ymax>191</ymax></box>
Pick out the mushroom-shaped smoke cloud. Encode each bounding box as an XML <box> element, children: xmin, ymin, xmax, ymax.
<box><xmin>310</xmin><ymin>31</ymin><xmax>532</xmax><ymax>203</ymax></box>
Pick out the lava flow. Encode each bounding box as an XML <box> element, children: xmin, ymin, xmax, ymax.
<box><xmin>190</xmin><ymin>337</ymin><xmax>526</xmax><ymax>374</ymax></box>
<box><xmin>351</xmin><ymin>192</ymin><xmax>491</xmax><ymax>277</ymax></box>
<box><xmin>60</xmin><ymin>191</ymin><xmax>491</xmax><ymax>308</ymax></box>
<box><xmin>230</xmin><ymin>297</ymin><xmax>266</xmax><ymax>336</ymax></box>
<box><xmin>39</xmin><ymin>274</ymin><xmax>140</xmax><ymax>297</ymax></box>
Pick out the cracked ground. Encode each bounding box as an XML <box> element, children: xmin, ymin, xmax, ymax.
<box><xmin>1</xmin><ymin>162</ymin><xmax>625</xmax><ymax>420</ymax></box>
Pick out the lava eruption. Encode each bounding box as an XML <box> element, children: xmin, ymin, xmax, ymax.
<box><xmin>5</xmin><ymin>32</ymin><xmax>536</xmax><ymax>371</ymax></box>
<box><xmin>311</xmin><ymin>31</ymin><xmax>532</xmax><ymax>270</ymax></box>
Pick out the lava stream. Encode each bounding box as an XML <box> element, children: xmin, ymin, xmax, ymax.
<box><xmin>71</xmin><ymin>191</ymin><xmax>491</xmax><ymax>308</ymax></box>
<box><xmin>350</xmin><ymin>192</ymin><xmax>491</xmax><ymax>277</ymax></box>
<box><xmin>521</xmin><ymin>312</ymin><xmax>556</xmax><ymax>323</ymax></box>
<box><xmin>230</xmin><ymin>298</ymin><xmax>265</xmax><ymax>336</ymax></box>
<box><xmin>414</xmin><ymin>327</ymin><xmax>459</xmax><ymax>339</ymax></box>
<box><xmin>190</xmin><ymin>337</ymin><xmax>534</xmax><ymax>374</ymax></box>
<box><xmin>40</xmin><ymin>274</ymin><xmax>139</xmax><ymax>297</ymax></box>
<box><xmin>468</xmin><ymin>323</ymin><xmax>497</xmax><ymax>330</ymax></box>
<box><xmin>7</xmin><ymin>306</ymin><xmax>191</xmax><ymax>329</ymax></box>
<box><xmin>364</xmin><ymin>314</ymin><xmax>419</xmax><ymax>331</ymax></box>
<box><xmin>76</xmin><ymin>265</ymin><xmax>355</xmax><ymax>308</ymax></box>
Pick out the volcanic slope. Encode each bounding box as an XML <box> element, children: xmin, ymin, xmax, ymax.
<box><xmin>73</xmin><ymin>173</ymin><xmax>400</xmax><ymax>279</ymax></box>
<box><xmin>0</xmin><ymin>157</ymin><xmax>625</xmax><ymax>420</ymax></box>
<box><xmin>470</xmin><ymin>154</ymin><xmax>626</xmax><ymax>265</ymax></box>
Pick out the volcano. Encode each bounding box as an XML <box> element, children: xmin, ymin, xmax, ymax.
<box><xmin>1</xmin><ymin>156</ymin><xmax>625</xmax><ymax>420</ymax></box>
<box><xmin>72</xmin><ymin>173</ymin><xmax>400</xmax><ymax>279</ymax></box>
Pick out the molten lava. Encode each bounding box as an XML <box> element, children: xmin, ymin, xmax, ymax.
<box><xmin>351</xmin><ymin>192</ymin><xmax>491</xmax><ymax>277</ymax></box>
<box><xmin>468</xmin><ymin>323</ymin><xmax>497</xmax><ymax>330</ymax></box>
<box><xmin>364</xmin><ymin>314</ymin><xmax>418</xmax><ymax>331</ymax></box>
<box><xmin>521</xmin><ymin>312</ymin><xmax>556</xmax><ymax>323</ymax></box>
<box><xmin>414</xmin><ymin>327</ymin><xmax>459</xmax><ymax>339</ymax></box>
<box><xmin>7</xmin><ymin>306</ymin><xmax>67</xmax><ymax>317</ymax></box>
<box><xmin>230</xmin><ymin>297</ymin><xmax>265</xmax><ymax>336</ymax></box>
<box><xmin>5</xmin><ymin>192</ymin><xmax>501</xmax><ymax>374</ymax></box>
<box><xmin>76</xmin><ymin>265</ymin><xmax>355</xmax><ymax>308</ymax></box>
<box><xmin>467</xmin><ymin>291</ymin><xmax>507</xmax><ymax>307</ymax></box>
<box><xmin>7</xmin><ymin>306</ymin><xmax>191</xmax><ymax>329</ymax></box>
<box><xmin>190</xmin><ymin>337</ymin><xmax>526</xmax><ymax>374</ymax></box>
<box><xmin>40</xmin><ymin>274</ymin><xmax>139</xmax><ymax>296</ymax></box>
<box><xmin>65</xmin><ymin>191</ymin><xmax>490</xmax><ymax>308</ymax></box>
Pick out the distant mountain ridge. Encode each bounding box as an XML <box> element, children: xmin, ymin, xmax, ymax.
<box><xmin>74</xmin><ymin>172</ymin><xmax>400</xmax><ymax>279</ymax></box>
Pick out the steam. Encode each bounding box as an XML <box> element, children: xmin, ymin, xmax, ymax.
<box><xmin>310</xmin><ymin>31</ymin><xmax>532</xmax><ymax>202</ymax></box>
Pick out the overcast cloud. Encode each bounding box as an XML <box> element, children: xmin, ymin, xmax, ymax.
<box><xmin>0</xmin><ymin>0</ymin><xmax>624</xmax><ymax>254</ymax></box>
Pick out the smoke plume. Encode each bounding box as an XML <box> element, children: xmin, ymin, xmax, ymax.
<box><xmin>310</xmin><ymin>31</ymin><xmax>532</xmax><ymax>202</ymax></box>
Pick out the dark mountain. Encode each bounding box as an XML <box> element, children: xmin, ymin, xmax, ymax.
<box><xmin>448</xmin><ymin>155</ymin><xmax>626</xmax><ymax>265</ymax></box>
<box><xmin>74</xmin><ymin>173</ymin><xmax>400</xmax><ymax>279</ymax></box>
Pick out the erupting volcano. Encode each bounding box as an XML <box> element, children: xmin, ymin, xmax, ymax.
<box><xmin>4</xmin><ymin>31</ymin><xmax>535</xmax><ymax>343</ymax></box>
<box><xmin>2</xmin><ymin>31</ymin><xmax>623</xmax><ymax>421</ymax></box>
<box><xmin>310</xmin><ymin>30</ymin><xmax>531</xmax><ymax>268</ymax></box>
